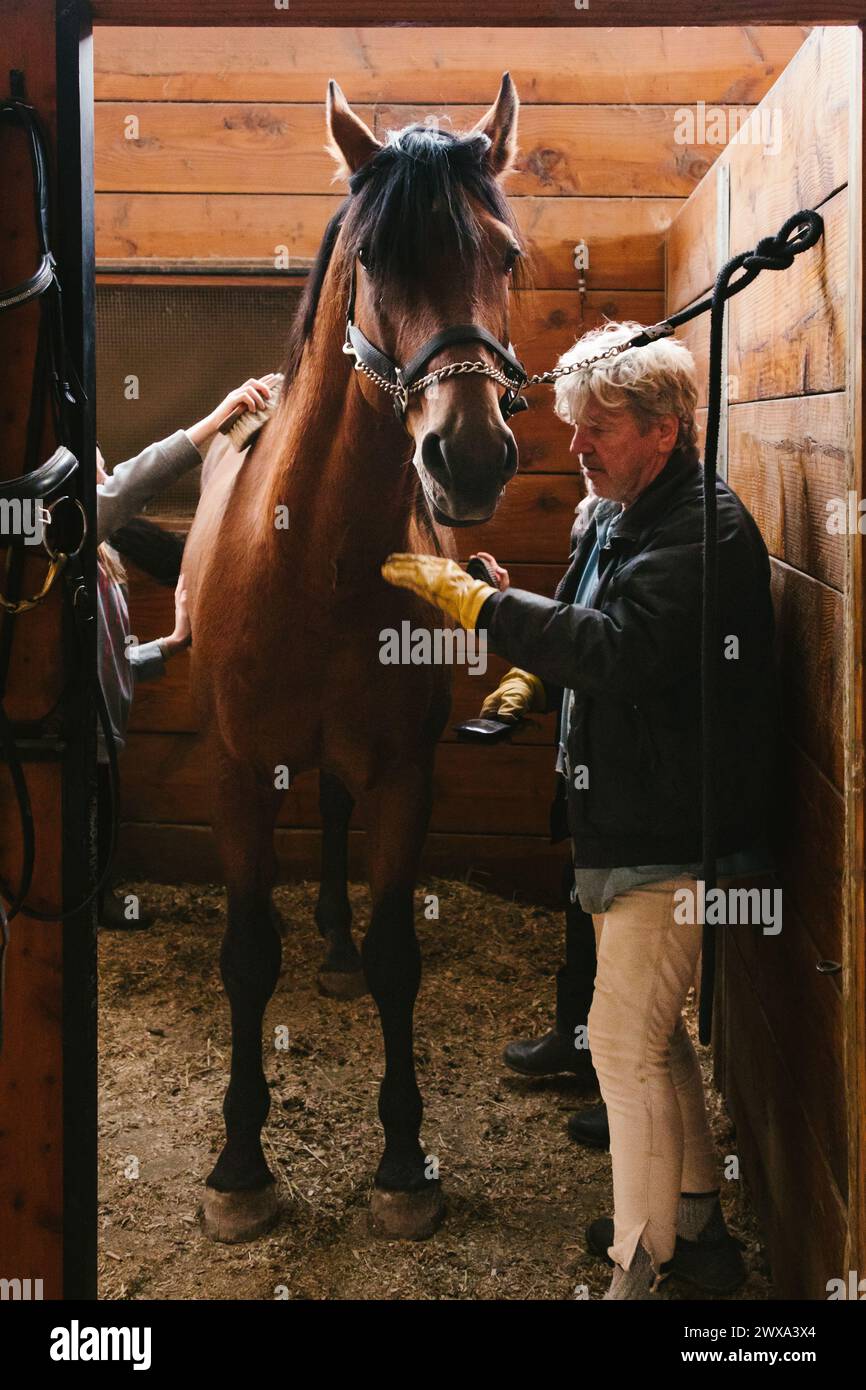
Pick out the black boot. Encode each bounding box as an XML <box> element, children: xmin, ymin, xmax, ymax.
<box><xmin>503</xmin><ymin>859</ymin><xmax>599</xmax><ymax>1084</ymax></box>
<box><xmin>503</xmin><ymin>1030</ymin><xmax>596</xmax><ymax>1079</ymax></box>
<box><xmin>585</xmin><ymin>1202</ymin><xmax>747</xmax><ymax>1295</ymax></box>
<box><xmin>566</xmin><ymin>1101</ymin><xmax>610</xmax><ymax>1148</ymax></box>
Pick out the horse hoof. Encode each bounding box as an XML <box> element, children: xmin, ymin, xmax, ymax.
<box><xmin>370</xmin><ymin>1183</ymin><xmax>445</xmax><ymax>1241</ymax></box>
<box><xmin>199</xmin><ymin>1183</ymin><xmax>279</xmax><ymax>1244</ymax></box>
<box><xmin>318</xmin><ymin>967</ymin><xmax>368</xmax><ymax>1000</ymax></box>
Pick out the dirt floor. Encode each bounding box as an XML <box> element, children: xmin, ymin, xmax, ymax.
<box><xmin>98</xmin><ymin>875</ymin><xmax>774</xmax><ymax>1301</ymax></box>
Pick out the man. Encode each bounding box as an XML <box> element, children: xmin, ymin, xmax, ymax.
<box><xmin>382</xmin><ymin>320</ymin><xmax>776</xmax><ymax>1299</ymax></box>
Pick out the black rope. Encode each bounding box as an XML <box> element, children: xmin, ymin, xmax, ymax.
<box><xmin>692</xmin><ymin>209</ymin><xmax>823</xmax><ymax>1043</ymax></box>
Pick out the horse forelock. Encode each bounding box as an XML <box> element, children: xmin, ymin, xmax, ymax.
<box><xmin>343</xmin><ymin>125</ymin><xmax>523</xmax><ymax>287</ymax></box>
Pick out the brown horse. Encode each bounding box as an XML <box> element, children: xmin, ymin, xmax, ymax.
<box><xmin>183</xmin><ymin>75</ymin><xmax>526</xmax><ymax>1243</ymax></box>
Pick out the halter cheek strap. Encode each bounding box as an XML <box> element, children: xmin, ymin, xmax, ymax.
<box><xmin>342</xmin><ymin>262</ymin><xmax>529</xmax><ymax>423</ymax></box>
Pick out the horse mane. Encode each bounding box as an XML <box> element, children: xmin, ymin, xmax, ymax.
<box><xmin>281</xmin><ymin>123</ymin><xmax>526</xmax><ymax>388</ymax></box>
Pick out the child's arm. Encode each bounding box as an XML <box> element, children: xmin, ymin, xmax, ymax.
<box><xmin>96</xmin><ymin>377</ymin><xmax>274</xmax><ymax>545</ymax></box>
<box><xmin>126</xmin><ymin>572</ymin><xmax>190</xmax><ymax>683</ymax></box>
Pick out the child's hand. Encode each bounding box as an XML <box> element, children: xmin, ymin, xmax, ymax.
<box><xmin>160</xmin><ymin>573</ymin><xmax>192</xmax><ymax>657</ymax></box>
<box><xmin>211</xmin><ymin>375</ymin><xmax>279</xmax><ymax>429</ymax></box>
<box><xmin>186</xmin><ymin>375</ymin><xmax>279</xmax><ymax>450</ymax></box>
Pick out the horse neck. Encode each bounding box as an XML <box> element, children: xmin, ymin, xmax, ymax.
<box><xmin>262</xmin><ymin>264</ymin><xmax>425</xmax><ymax>575</ymax></box>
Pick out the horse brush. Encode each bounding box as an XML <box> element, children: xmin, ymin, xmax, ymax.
<box><xmin>219</xmin><ymin>372</ymin><xmax>284</xmax><ymax>450</ymax></box>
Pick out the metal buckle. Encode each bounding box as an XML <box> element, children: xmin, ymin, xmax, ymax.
<box><xmin>42</xmin><ymin>496</ymin><xmax>87</xmax><ymax>560</ymax></box>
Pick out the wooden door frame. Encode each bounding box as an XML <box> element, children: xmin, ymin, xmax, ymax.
<box><xmin>57</xmin><ymin>0</ymin><xmax>97</xmax><ymax>1299</ymax></box>
<box><xmin>57</xmin><ymin>0</ymin><xmax>865</xmax><ymax>1295</ymax></box>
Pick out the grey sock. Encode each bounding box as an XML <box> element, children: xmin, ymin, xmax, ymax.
<box><xmin>603</xmin><ymin>1240</ymin><xmax>663</xmax><ymax>1300</ymax></box>
<box><xmin>678</xmin><ymin>1191</ymin><xmax>722</xmax><ymax>1241</ymax></box>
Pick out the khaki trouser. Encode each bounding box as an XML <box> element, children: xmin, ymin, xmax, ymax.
<box><xmin>588</xmin><ymin>876</ymin><xmax>720</xmax><ymax>1276</ymax></box>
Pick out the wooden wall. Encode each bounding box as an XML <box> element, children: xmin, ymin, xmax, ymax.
<box><xmin>93</xmin><ymin>24</ymin><xmax>809</xmax><ymax>902</ymax></box>
<box><xmin>666</xmin><ymin>25</ymin><xmax>862</xmax><ymax>1298</ymax></box>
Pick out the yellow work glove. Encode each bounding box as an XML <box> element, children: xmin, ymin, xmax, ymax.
<box><xmin>480</xmin><ymin>667</ymin><xmax>546</xmax><ymax>723</ymax></box>
<box><xmin>381</xmin><ymin>553</ymin><xmax>496</xmax><ymax>630</ymax></box>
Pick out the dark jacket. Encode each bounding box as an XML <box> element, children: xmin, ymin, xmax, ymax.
<box><xmin>477</xmin><ymin>446</ymin><xmax>777</xmax><ymax>867</ymax></box>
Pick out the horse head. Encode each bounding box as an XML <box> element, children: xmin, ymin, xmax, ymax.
<box><xmin>325</xmin><ymin>74</ymin><xmax>525</xmax><ymax>527</ymax></box>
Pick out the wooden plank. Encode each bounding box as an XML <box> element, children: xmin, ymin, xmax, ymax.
<box><xmin>770</xmin><ymin>559</ymin><xmax>845</xmax><ymax>791</ymax></box>
<box><xmin>115</xmin><ymin>824</ymin><xmax>569</xmax><ymax>907</ymax></box>
<box><xmin>666</xmin><ymin>164</ymin><xmax>720</xmax><ymax>313</ymax></box>
<box><xmin>728</xmin><ymin>907</ymin><xmax>847</xmax><ymax>1197</ymax></box>
<box><xmin>96</xmin><ymin>99</ymin><xmax>743</xmax><ymax>199</ymax></box>
<box><xmin>95</xmin><ymin>101</ymin><xmax>376</xmax><ymax>197</ymax></box>
<box><xmin>121</xmin><ymin>734</ymin><xmax>559</xmax><ymax>837</ymax></box>
<box><xmin>776</xmin><ymin>743</ymin><xmax>845</xmax><ymax>977</ymax></box>
<box><xmin>727</xmin><ymin>26</ymin><xmax>853</xmax><ymax>255</ymax></box>
<box><xmin>728</xmin><ymin>392</ymin><xmax>849</xmax><ymax>590</ymax></box>
<box><xmin>94</xmin><ymin>193</ymin><xmax>679</xmax><ymax>290</ymax></box>
<box><xmin>93</xmin><ymin>26</ymin><xmax>810</xmax><ymax>104</ymax></box>
<box><xmin>374</xmin><ymin>104</ymin><xmax>741</xmax><ymax>198</ymax></box>
<box><xmin>728</xmin><ymin>187</ymin><xmax>848</xmax><ymax>402</ymax></box>
<box><xmin>723</xmin><ymin>933</ymin><xmax>849</xmax><ymax>1298</ymax></box>
<box><xmin>672</xmin><ymin>310</ymin><xmax>711</xmax><ymax>411</ymax></box>
<box><xmin>512</xmin><ymin>287</ymin><xmax>665</xmax><ymax>380</ymax></box>
<box><xmin>88</xmin><ymin>2</ymin><xmax>864</xmax><ymax>29</ymax></box>
<box><xmin>521</xmin><ymin>198</ymin><xmax>677</xmax><ymax>292</ymax></box>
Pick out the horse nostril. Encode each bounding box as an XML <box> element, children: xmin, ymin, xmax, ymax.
<box><xmin>420</xmin><ymin>431</ymin><xmax>449</xmax><ymax>485</ymax></box>
<box><xmin>502</xmin><ymin>432</ymin><xmax>518</xmax><ymax>483</ymax></box>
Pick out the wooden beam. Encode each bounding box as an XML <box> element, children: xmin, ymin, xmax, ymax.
<box><xmin>93</xmin><ymin>25</ymin><xmax>810</xmax><ymax>104</ymax></box>
<box><xmin>89</xmin><ymin>2</ymin><xmax>864</xmax><ymax>27</ymax></box>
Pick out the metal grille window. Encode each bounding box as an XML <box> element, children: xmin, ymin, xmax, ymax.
<box><xmin>95</xmin><ymin>277</ymin><xmax>305</xmax><ymax>517</ymax></box>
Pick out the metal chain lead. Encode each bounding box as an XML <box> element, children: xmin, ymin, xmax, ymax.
<box><xmin>348</xmin><ymin>322</ymin><xmax>674</xmax><ymax>408</ymax></box>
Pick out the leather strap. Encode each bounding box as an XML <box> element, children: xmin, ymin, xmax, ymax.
<box><xmin>344</xmin><ymin>262</ymin><xmax>527</xmax><ymax>393</ymax></box>
<box><xmin>0</xmin><ymin>445</ymin><xmax>78</xmax><ymax>505</ymax></box>
<box><xmin>0</xmin><ymin>100</ymin><xmax>53</xmax><ymax>311</ymax></box>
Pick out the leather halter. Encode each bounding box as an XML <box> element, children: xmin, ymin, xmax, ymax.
<box><xmin>342</xmin><ymin>261</ymin><xmax>529</xmax><ymax>424</ymax></box>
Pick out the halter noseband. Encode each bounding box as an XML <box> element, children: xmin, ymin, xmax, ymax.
<box><xmin>341</xmin><ymin>261</ymin><xmax>529</xmax><ymax>424</ymax></box>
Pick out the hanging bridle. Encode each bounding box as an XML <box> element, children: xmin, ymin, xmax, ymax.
<box><xmin>342</xmin><ymin>260</ymin><xmax>530</xmax><ymax>423</ymax></box>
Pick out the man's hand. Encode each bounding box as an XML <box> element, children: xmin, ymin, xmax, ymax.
<box><xmin>480</xmin><ymin>667</ymin><xmax>545</xmax><ymax>723</ymax></box>
<box><xmin>381</xmin><ymin>553</ymin><xmax>496</xmax><ymax>630</ymax></box>
<box><xmin>471</xmin><ymin>551</ymin><xmax>510</xmax><ymax>591</ymax></box>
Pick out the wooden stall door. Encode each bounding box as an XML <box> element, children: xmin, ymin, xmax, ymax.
<box><xmin>666</xmin><ymin>25</ymin><xmax>865</xmax><ymax>1298</ymax></box>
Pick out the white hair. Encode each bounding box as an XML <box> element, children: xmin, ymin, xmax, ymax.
<box><xmin>553</xmin><ymin>320</ymin><xmax>700</xmax><ymax>460</ymax></box>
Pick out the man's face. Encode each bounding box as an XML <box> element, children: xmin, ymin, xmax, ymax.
<box><xmin>569</xmin><ymin>403</ymin><xmax>678</xmax><ymax>507</ymax></box>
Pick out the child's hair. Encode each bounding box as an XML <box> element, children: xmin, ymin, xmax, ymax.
<box><xmin>98</xmin><ymin>541</ymin><xmax>127</xmax><ymax>587</ymax></box>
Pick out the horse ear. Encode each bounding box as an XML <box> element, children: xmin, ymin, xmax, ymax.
<box><xmin>470</xmin><ymin>72</ymin><xmax>520</xmax><ymax>177</ymax></box>
<box><xmin>325</xmin><ymin>79</ymin><xmax>381</xmax><ymax>179</ymax></box>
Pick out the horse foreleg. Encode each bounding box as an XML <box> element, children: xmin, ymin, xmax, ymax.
<box><xmin>200</xmin><ymin>754</ymin><xmax>283</xmax><ymax>1244</ymax></box>
<box><xmin>361</xmin><ymin>760</ymin><xmax>445</xmax><ymax>1241</ymax></box>
<box><xmin>315</xmin><ymin>770</ymin><xmax>367</xmax><ymax>999</ymax></box>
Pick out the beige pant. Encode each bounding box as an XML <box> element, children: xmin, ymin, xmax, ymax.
<box><xmin>588</xmin><ymin>877</ymin><xmax>719</xmax><ymax>1276</ymax></box>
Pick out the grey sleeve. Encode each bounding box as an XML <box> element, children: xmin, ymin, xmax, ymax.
<box><xmin>126</xmin><ymin>638</ymin><xmax>167</xmax><ymax>682</ymax></box>
<box><xmin>96</xmin><ymin>429</ymin><xmax>203</xmax><ymax>545</ymax></box>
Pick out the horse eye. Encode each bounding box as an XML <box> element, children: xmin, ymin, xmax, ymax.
<box><xmin>504</xmin><ymin>245</ymin><xmax>521</xmax><ymax>275</ymax></box>
<box><xmin>358</xmin><ymin>246</ymin><xmax>372</xmax><ymax>270</ymax></box>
